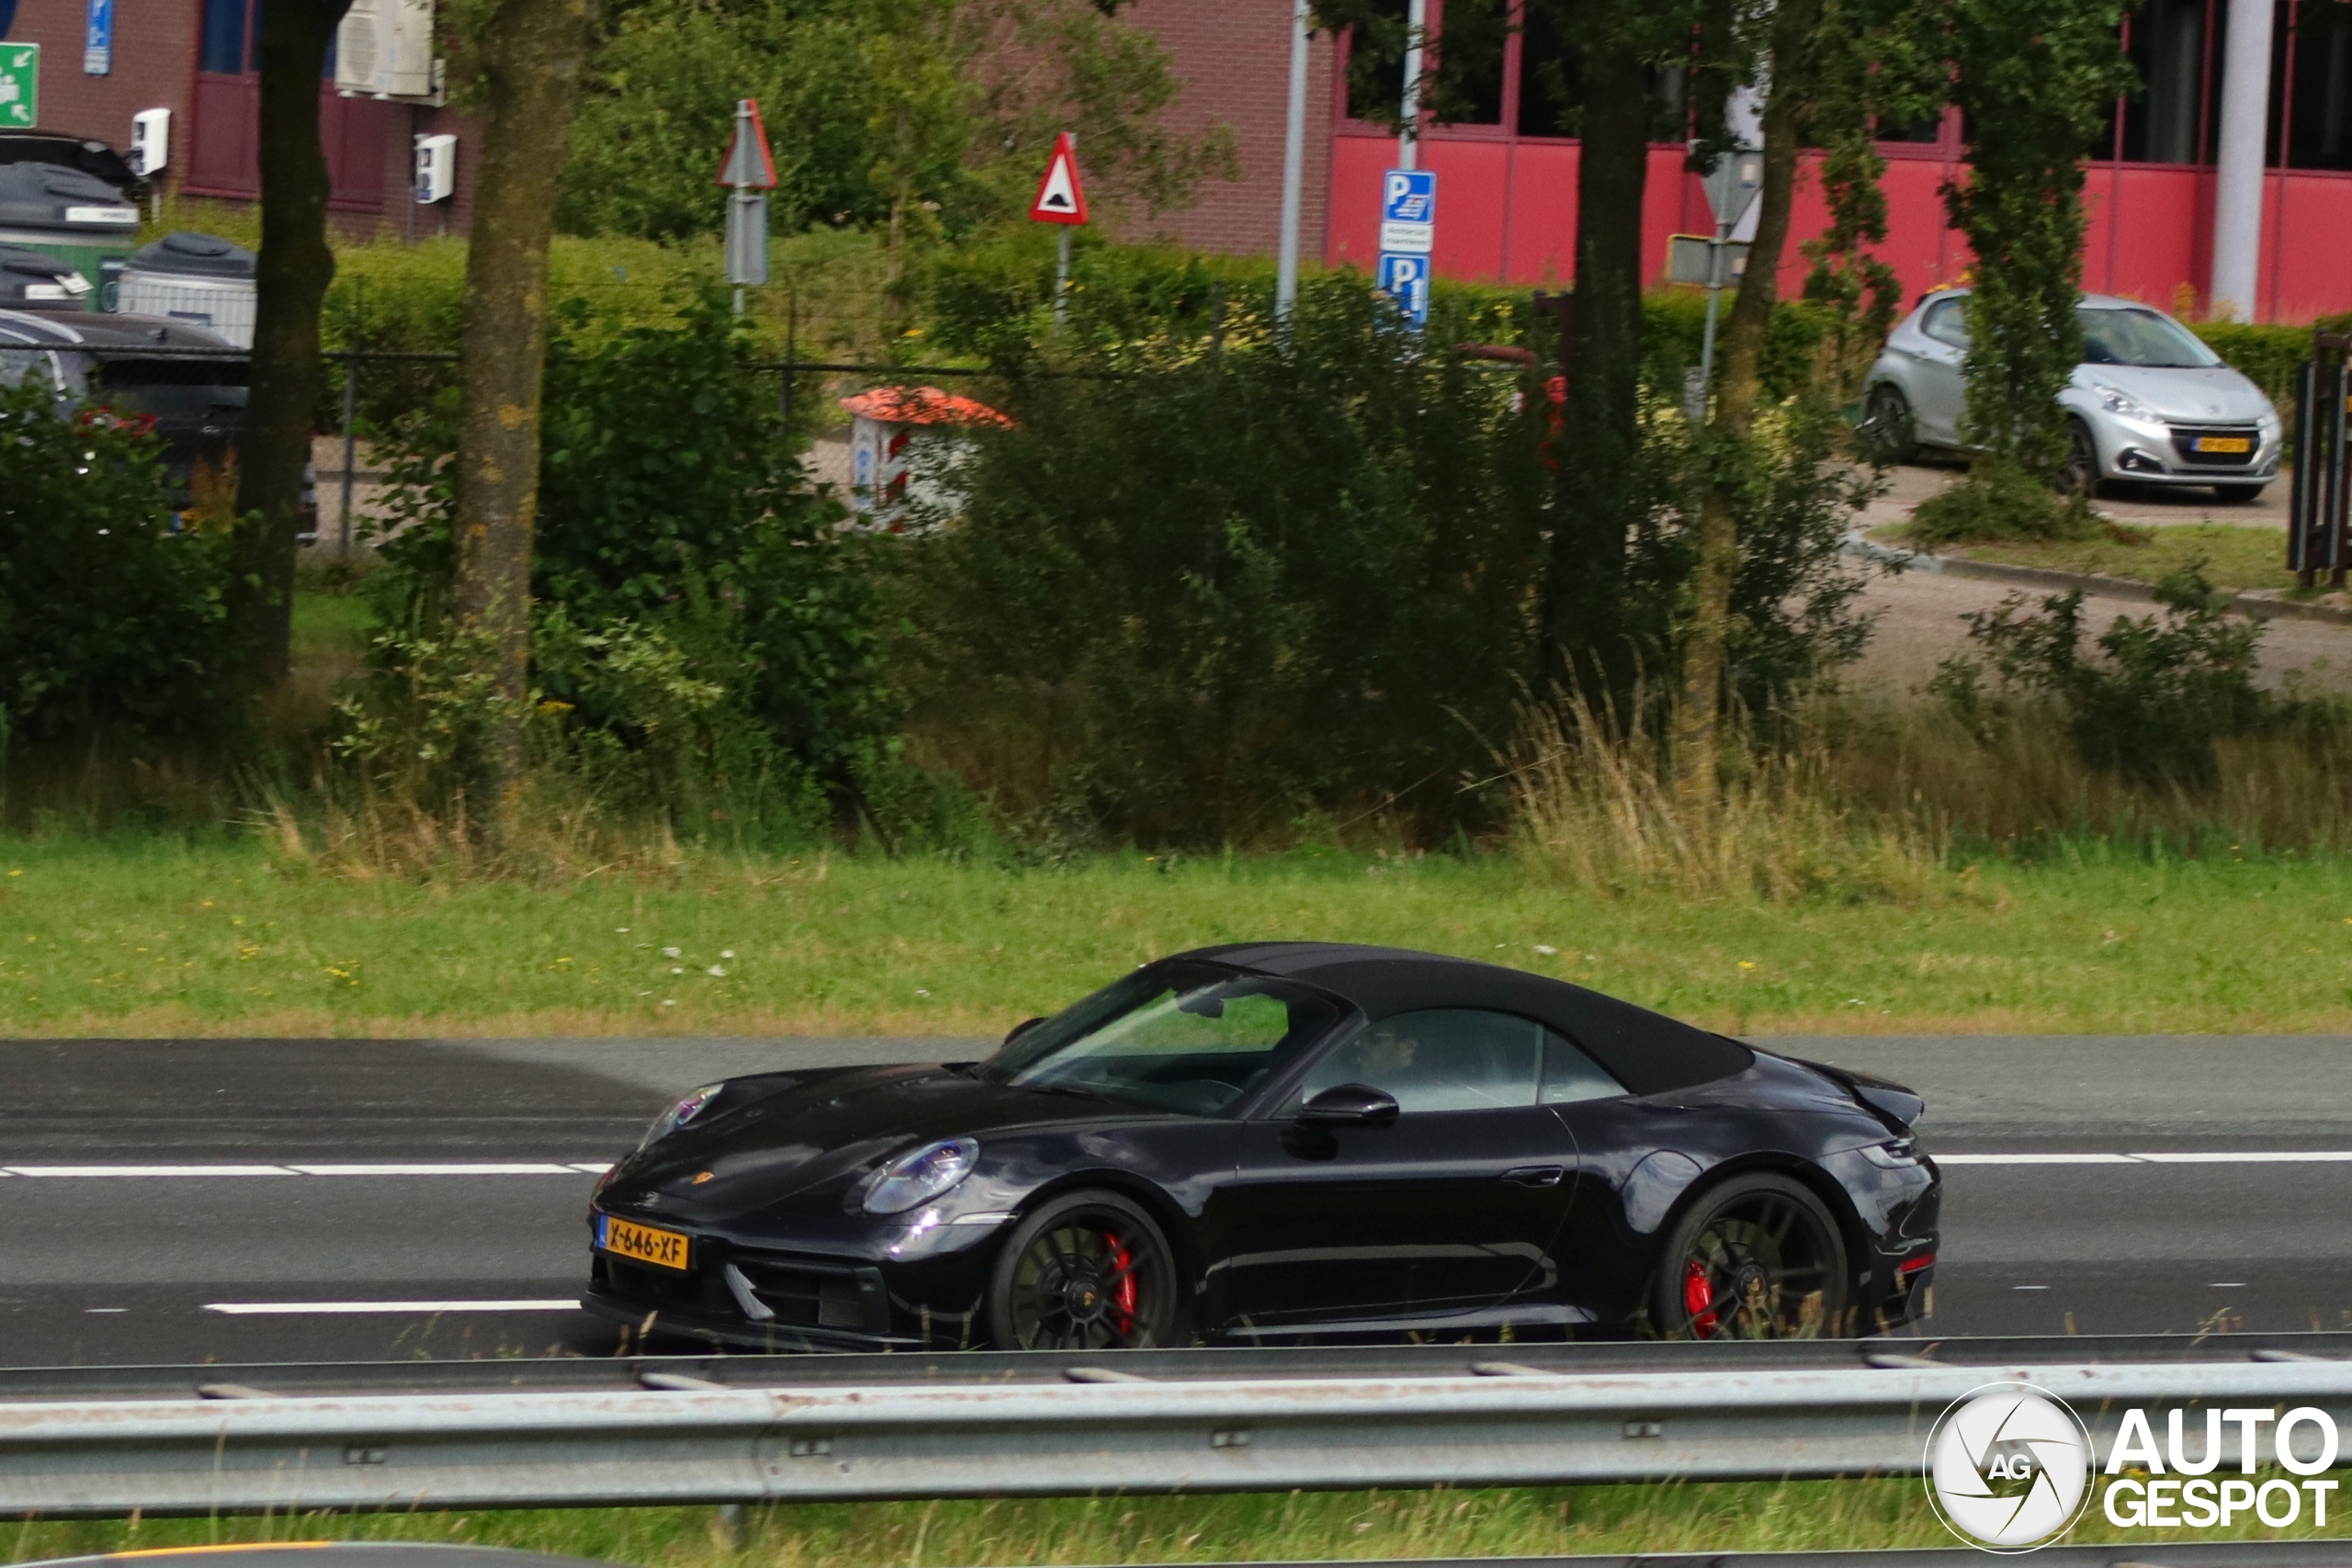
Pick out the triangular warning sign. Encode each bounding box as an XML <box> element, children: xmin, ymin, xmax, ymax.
<box><xmin>717</xmin><ymin>99</ymin><xmax>777</xmax><ymax>189</ymax></box>
<box><xmin>1029</xmin><ymin>131</ymin><xmax>1088</xmax><ymax>225</ymax></box>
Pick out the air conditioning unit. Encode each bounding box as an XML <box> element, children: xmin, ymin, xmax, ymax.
<box><xmin>130</xmin><ymin>108</ymin><xmax>170</xmax><ymax>176</ymax></box>
<box><xmin>413</xmin><ymin>133</ymin><xmax>456</xmax><ymax>204</ymax></box>
<box><xmin>335</xmin><ymin>0</ymin><xmax>435</xmax><ymax>99</ymax></box>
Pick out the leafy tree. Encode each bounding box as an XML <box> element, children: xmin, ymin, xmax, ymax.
<box><xmin>232</xmin><ymin>0</ymin><xmax>356</xmax><ymax>687</ymax></box>
<box><xmin>558</xmin><ymin>0</ymin><xmax>1234</xmax><ymax>244</ymax></box>
<box><xmin>448</xmin><ymin>0</ymin><xmax>597</xmax><ymax>812</ymax></box>
<box><xmin>1912</xmin><ymin>0</ymin><xmax>2133</xmax><ymax>539</ymax></box>
<box><xmin>369</xmin><ymin>295</ymin><xmax>894</xmax><ymax>805</ymax></box>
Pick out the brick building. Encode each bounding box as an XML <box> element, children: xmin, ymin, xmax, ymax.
<box><xmin>0</xmin><ymin>0</ymin><xmax>469</xmax><ymax>231</ymax></box>
<box><xmin>5</xmin><ymin>0</ymin><xmax>2345</xmax><ymax>322</ymax></box>
<box><xmin>1135</xmin><ymin>0</ymin><xmax>2352</xmax><ymax>325</ymax></box>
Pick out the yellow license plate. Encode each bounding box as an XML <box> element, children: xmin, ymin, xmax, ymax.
<box><xmin>599</xmin><ymin>1213</ymin><xmax>690</xmax><ymax>1271</ymax></box>
<box><xmin>2194</xmin><ymin>436</ymin><xmax>2252</xmax><ymax>454</ymax></box>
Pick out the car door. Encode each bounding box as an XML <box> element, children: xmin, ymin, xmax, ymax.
<box><xmin>1907</xmin><ymin>298</ymin><xmax>1972</xmax><ymax>446</ymax></box>
<box><xmin>1211</xmin><ymin>1008</ymin><xmax>1578</xmax><ymax>1331</ymax></box>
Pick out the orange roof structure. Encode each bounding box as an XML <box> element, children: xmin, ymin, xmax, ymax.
<box><xmin>837</xmin><ymin>385</ymin><xmax>1012</xmax><ymax>428</ymax></box>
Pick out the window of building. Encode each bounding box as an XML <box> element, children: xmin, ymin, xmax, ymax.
<box><xmin>2111</xmin><ymin>0</ymin><xmax>2214</xmax><ymax>162</ymax></box>
<box><xmin>199</xmin><ymin>0</ymin><xmax>249</xmax><ymax>74</ymax></box>
<box><xmin>2281</xmin><ymin>0</ymin><xmax>2352</xmax><ymax>170</ymax></box>
<box><xmin>1345</xmin><ymin>0</ymin><xmax>1509</xmax><ymax>127</ymax></box>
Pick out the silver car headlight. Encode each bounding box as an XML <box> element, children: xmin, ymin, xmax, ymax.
<box><xmin>2093</xmin><ymin>383</ymin><xmax>2147</xmax><ymax>419</ymax></box>
<box><xmin>864</xmin><ymin>1137</ymin><xmax>979</xmax><ymax>1214</ymax></box>
<box><xmin>639</xmin><ymin>1082</ymin><xmax>725</xmax><ymax>1149</ymax></box>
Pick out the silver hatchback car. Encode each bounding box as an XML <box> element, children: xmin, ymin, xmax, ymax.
<box><xmin>1859</xmin><ymin>289</ymin><xmax>2283</xmax><ymax>503</ymax></box>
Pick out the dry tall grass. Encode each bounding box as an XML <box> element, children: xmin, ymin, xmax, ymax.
<box><xmin>1505</xmin><ymin>696</ymin><xmax>1953</xmax><ymax>904</ymax></box>
<box><xmin>1508</xmin><ymin>689</ymin><xmax>2352</xmax><ymax>903</ymax></box>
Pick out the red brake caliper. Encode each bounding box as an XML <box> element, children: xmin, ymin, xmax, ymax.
<box><xmin>1682</xmin><ymin>1259</ymin><xmax>1719</xmax><ymax>1337</ymax></box>
<box><xmin>1108</xmin><ymin>1235</ymin><xmax>1137</xmax><ymax>1334</ymax></box>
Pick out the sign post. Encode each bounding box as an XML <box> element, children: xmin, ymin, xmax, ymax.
<box><xmin>1028</xmin><ymin>131</ymin><xmax>1087</xmax><ymax>333</ymax></box>
<box><xmin>717</xmin><ymin>99</ymin><xmax>776</xmax><ymax>315</ymax></box>
<box><xmin>1376</xmin><ymin>166</ymin><xmax>1434</xmax><ymax>329</ymax></box>
<box><xmin>0</xmin><ymin>43</ymin><xmax>39</xmax><ymax>129</ymax></box>
<box><xmin>1690</xmin><ymin>143</ymin><xmax>1762</xmax><ymax>422</ymax></box>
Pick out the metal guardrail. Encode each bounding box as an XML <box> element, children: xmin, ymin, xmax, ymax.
<box><xmin>9</xmin><ymin>1330</ymin><xmax>2352</xmax><ymax>1404</ymax></box>
<box><xmin>8</xmin><ymin>1356</ymin><xmax>2352</xmax><ymax>1518</ymax></box>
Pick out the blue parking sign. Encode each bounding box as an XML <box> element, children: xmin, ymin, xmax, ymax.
<box><xmin>1376</xmin><ymin>252</ymin><xmax>1430</xmax><ymax>328</ymax></box>
<box><xmin>84</xmin><ymin>0</ymin><xmax>111</xmax><ymax>75</ymax></box>
<box><xmin>1379</xmin><ymin>168</ymin><xmax>1435</xmax><ymax>255</ymax></box>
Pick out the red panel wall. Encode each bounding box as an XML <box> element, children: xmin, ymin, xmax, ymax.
<box><xmin>1325</xmin><ymin>127</ymin><xmax>2352</xmax><ymax>325</ymax></box>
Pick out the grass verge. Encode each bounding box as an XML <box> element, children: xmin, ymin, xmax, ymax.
<box><xmin>7</xmin><ymin>835</ymin><xmax>2352</xmax><ymax>1036</ymax></box>
<box><xmin>1876</xmin><ymin>520</ymin><xmax>2295</xmax><ymax>593</ymax></box>
<box><xmin>5</xmin><ymin>1479</ymin><xmax>2348</xmax><ymax>1567</ymax></box>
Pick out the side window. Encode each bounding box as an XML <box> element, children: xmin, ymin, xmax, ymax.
<box><xmin>1921</xmin><ymin>299</ymin><xmax>1971</xmax><ymax>349</ymax></box>
<box><xmin>1302</xmin><ymin>1009</ymin><xmax>1542</xmax><ymax>1113</ymax></box>
<box><xmin>1542</xmin><ymin>1030</ymin><xmax>1625</xmax><ymax>1105</ymax></box>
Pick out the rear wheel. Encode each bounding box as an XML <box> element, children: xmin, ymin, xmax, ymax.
<box><xmin>986</xmin><ymin>1189</ymin><xmax>1181</xmax><ymax>1350</ymax></box>
<box><xmin>2212</xmin><ymin>483</ymin><xmax>2266</xmax><ymax>504</ymax></box>
<box><xmin>1857</xmin><ymin>383</ymin><xmax>1916</xmax><ymax>465</ymax></box>
<box><xmin>1653</xmin><ymin>1173</ymin><xmax>1849</xmax><ymax>1339</ymax></box>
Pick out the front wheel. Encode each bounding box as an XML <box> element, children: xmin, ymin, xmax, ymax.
<box><xmin>2056</xmin><ymin>419</ymin><xmax>2100</xmax><ymax>498</ymax></box>
<box><xmin>1857</xmin><ymin>383</ymin><xmax>1917</xmax><ymax>465</ymax></box>
<box><xmin>986</xmin><ymin>1189</ymin><xmax>1182</xmax><ymax>1350</ymax></box>
<box><xmin>1652</xmin><ymin>1172</ymin><xmax>1849</xmax><ymax>1339</ymax></box>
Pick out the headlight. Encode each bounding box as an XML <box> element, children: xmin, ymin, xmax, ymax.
<box><xmin>1860</xmin><ymin>1139</ymin><xmax>1921</xmax><ymax>1168</ymax></box>
<box><xmin>2093</xmin><ymin>384</ymin><xmax>2146</xmax><ymax>418</ymax></box>
<box><xmin>864</xmin><ymin>1137</ymin><xmax>979</xmax><ymax>1214</ymax></box>
<box><xmin>639</xmin><ymin>1082</ymin><xmax>724</xmax><ymax>1149</ymax></box>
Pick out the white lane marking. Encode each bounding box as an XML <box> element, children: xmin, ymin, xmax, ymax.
<box><xmin>3</xmin><ymin>1162</ymin><xmax>612</xmax><ymax>1178</ymax></box>
<box><xmin>284</xmin><ymin>1163</ymin><xmax>584</xmax><ymax>1176</ymax></box>
<box><xmin>1937</xmin><ymin>1151</ymin><xmax>2352</xmax><ymax>1166</ymax></box>
<box><xmin>1934</xmin><ymin>1153</ymin><xmax>2141</xmax><ymax>1165</ymax></box>
<box><xmin>7</xmin><ymin>1165</ymin><xmax>300</xmax><ymax>1177</ymax></box>
<box><xmin>204</xmin><ymin>1299</ymin><xmax>582</xmax><ymax>1314</ymax></box>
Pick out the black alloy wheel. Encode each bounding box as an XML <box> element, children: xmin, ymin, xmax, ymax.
<box><xmin>2211</xmin><ymin>483</ymin><xmax>2266</xmax><ymax>505</ymax></box>
<box><xmin>1857</xmin><ymin>383</ymin><xmax>1916</xmax><ymax>465</ymax></box>
<box><xmin>1653</xmin><ymin>1173</ymin><xmax>1849</xmax><ymax>1339</ymax></box>
<box><xmin>2056</xmin><ymin>419</ymin><xmax>2099</xmax><ymax>498</ymax></box>
<box><xmin>987</xmin><ymin>1189</ymin><xmax>1181</xmax><ymax>1350</ymax></box>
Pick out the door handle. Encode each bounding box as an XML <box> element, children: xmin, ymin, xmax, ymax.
<box><xmin>1502</xmin><ymin>1165</ymin><xmax>1566</xmax><ymax>1188</ymax></box>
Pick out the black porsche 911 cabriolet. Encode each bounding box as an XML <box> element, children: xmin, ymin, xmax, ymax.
<box><xmin>583</xmin><ymin>942</ymin><xmax>1939</xmax><ymax>1350</ymax></box>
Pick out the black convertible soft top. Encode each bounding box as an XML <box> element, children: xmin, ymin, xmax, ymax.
<box><xmin>1180</xmin><ymin>942</ymin><xmax>1754</xmax><ymax>1098</ymax></box>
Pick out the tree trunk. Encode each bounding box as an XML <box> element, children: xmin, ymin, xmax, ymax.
<box><xmin>1673</xmin><ymin>0</ymin><xmax>1820</xmax><ymax>802</ymax></box>
<box><xmin>450</xmin><ymin>0</ymin><xmax>595</xmax><ymax>808</ymax></box>
<box><xmin>232</xmin><ymin>0</ymin><xmax>351</xmax><ymax>686</ymax></box>
<box><xmin>1547</xmin><ymin>36</ymin><xmax>1652</xmax><ymax>694</ymax></box>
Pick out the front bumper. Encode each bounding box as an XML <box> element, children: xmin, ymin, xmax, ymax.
<box><xmin>585</xmin><ymin>1209</ymin><xmax>1002</xmax><ymax>1351</ymax></box>
<box><xmin>2087</xmin><ymin>408</ymin><xmax>2282</xmax><ymax>487</ymax></box>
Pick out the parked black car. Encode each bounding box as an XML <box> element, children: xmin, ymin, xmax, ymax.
<box><xmin>584</xmin><ymin>942</ymin><xmax>1940</xmax><ymax>1351</ymax></box>
<box><xmin>0</xmin><ymin>306</ymin><xmax>245</xmax><ymax>499</ymax></box>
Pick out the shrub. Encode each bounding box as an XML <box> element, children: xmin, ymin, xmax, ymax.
<box><xmin>366</xmin><ymin>291</ymin><xmax>897</xmax><ymax>829</ymax></box>
<box><xmin>899</xmin><ymin>274</ymin><xmax>1872</xmax><ymax>846</ymax></box>
<box><xmin>1929</xmin><ymin>565</ymin><xmax>2272</xmax><ymax>785</ymax></box>
<box><xmin>0</xmin><ymin>377</ymin><xmax>239</xmax><ymax>747</ymax></box>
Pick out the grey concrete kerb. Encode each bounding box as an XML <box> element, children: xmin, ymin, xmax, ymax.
<box><xmin>1843</xmin><ymin>531</ymin><xmax>2352</xmax><ymax>627</ymax></box>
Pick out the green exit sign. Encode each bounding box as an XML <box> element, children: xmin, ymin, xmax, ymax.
<box><xmin>0</xmin><ymin>43</ymin><xmax>39</xmax><ymax>129</ymax></box>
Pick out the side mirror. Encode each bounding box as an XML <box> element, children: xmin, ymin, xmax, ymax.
<box><xmin>1297</xmin><ymin>1083</ymin><xmax>1400</xmax><ymax>1129</ymax></box>
<box><xmin>1003</xmin><ymin>1016</ymin><xmax>1047</xmax><ymax>1045</ymax></box>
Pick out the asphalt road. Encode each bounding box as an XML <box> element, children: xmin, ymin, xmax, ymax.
<box><xmin>5</xmin><ymin>1032</ymin><xmax>2349</xmax><ymax>1366</ymax></box>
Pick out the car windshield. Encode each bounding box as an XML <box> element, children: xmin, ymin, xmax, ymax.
<box><xmin>981</xmin><ymin>963</ymin><xmax>1345</xmax><ymax>1116</ymax></box>
<box><xmin>2078</xmin><ymin>307</ymin><xmax>2221</xmax><ymax>369</ymax></box>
